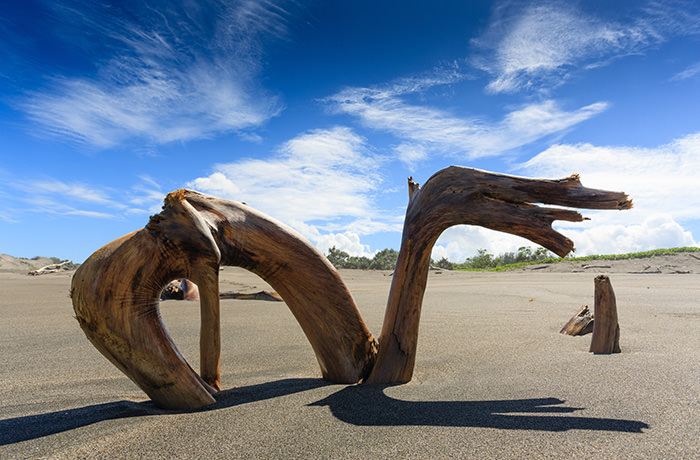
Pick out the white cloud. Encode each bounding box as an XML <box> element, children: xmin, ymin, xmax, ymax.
<box><xmin>20</xmin><ymin>0</ymin><xmax>289</xmax><ymax>147</ymax></box>
<box><xmin>188</xmin><ymin>127</ymin><xmax>394</xmax><ymax>242</ymax></box>
<box><xmin>6</xmin><ymin>176</ymin><xmax>166</xmax><ymax>219</ymax></box>
<box><xmin>27</xmin><ymin>180</ymin><xmax>122</xmax><ymax>207</ymax></box>
<box><xmin>473</xmin><ymin>1</ymin><xmax>700</xmax><ymax>93</ymax></box>
<box><xmin>126</xmin><ymin>177</ymin><xmax>167</xmax><ymax>214</ymax></box>
<box><xmin>556</xmin><ymin>214</ymin><xmax>696</xmax><ymax>256</ymax></box>
<box><xmin>520</xmin><ymin>132</ymin><xmax>700</xmax><ymax>221</ymax></box>
<box><xmin>394</xmin><ymin>143</ymin><xmax>428</xmax><ymax>168</ymax></box>
<box><xmin>431</xmin><ymin>225</ymin><xmax>545</xmax><ymax>263</ymax></box>
<box><xmin>518</xmin><ymin>132</ymin><xmax>700</xmax><ymax>254</ymax></box>
<box><xmin>299</xmin><ymin>226</ymin><xmax>375</xmax><ymax>258</ymax></box>
<box><xmin>326</xmin><ymin>79</ymin><xmax>607</xmax><ymax>159</ymax></box>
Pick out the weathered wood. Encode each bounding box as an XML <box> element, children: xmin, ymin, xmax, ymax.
<box><xmin>71</xmin><ymin>229</ymin><xmax>220</xmax><ymax>410</ymax></box>
<box><xmin>367</xmin><ymin>167</ymin><xmax>631</xmax><ymax>383</ymax></box>
<box><xmin>560</xmin><ymin>305</ymin><xmax>594</xmax><ymax>336</ymax></box>
<box><xmin>72</xmin><ymin>189</ymin><xmax>377</xmax><ymax>409</ymax></box>
<box><xmin>28</xmin><ymin>260</ymin><xmax>76</xmax><ymax>275</ymax></box>
<box><xmin>180</xmin><ymin>190</ymin><xmax>378</xmax><ymax>384</ymax></box>
<box><xmin>219</xmin><ymin>290</ymin><xmax>283</xmax><ymax>301</ymax></box>
<box><xmin>71</xmin><ymin>166</ymin><xmax>631</xmax><ymax>409</ymax></box>
<box><xmin>589</xmin><ymin>275</ymin><xmax>621</xmax><ymax>353</ymax></box>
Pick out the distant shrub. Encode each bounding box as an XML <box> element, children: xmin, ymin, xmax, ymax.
<box><xmin>326</xmin><ymin>247</ymin><xmax>399</xmax><ymax>270</ymax></box>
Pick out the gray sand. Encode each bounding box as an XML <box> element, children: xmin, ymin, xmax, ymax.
<box><xmin>1</xmin><ymin>267</ymin><xmax>698</xmax><ymax>459</ymax></box>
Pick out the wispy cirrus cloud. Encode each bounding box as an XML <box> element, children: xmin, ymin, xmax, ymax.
<box><xmin>188</xmin><ymin>126</ymin><xmax>401</xmax><ymax>255</ymax></box>
<box><xmin>670</xmin><ymin>61</ymin><xmax>700</xmax><ymax>81</ymax></box>
<box><xmin>473</xmin><ymin>0</ymin><xmax>700</xmax><ymax>93</ymax></box>
<box><xmin>4</xmin><ymin>176</ymin><xmax>166</xmax><ymax>219</ymax></box>
<box><xmin>325</xmin><ymin>77</ymin><xmax>607</xmax><ymax>161</ymax></box>
<box><xmin>19</xmin><ymin>0</ymin><xmax>290</xmax><ymax>148</ymax></box>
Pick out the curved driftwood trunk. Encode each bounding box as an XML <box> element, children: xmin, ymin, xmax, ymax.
<box><xmin>367</xmin><ymin>167</ymin><xmax>631</xmax><ymax>382</ymax></box>
<box><xmin>71</xmin><ymin>166</ymin><xmax>631</xmax><ymax>409</ymax></box>
<box><xmin>72</xmin><ymin>190</ymin><xmax>377</xmax><ymax>409</ymax></box>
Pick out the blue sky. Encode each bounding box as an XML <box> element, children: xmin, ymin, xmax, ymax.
<box><xmin>1</xmin><ymin>0</ymin><xmax>699</xmax><ymax>263</ymax></box>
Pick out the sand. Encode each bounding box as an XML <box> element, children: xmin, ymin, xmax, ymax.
<box><xmin>1</xmin><ymin>266</ymin><xmax>698</xmax><ymax>459</ymax></box>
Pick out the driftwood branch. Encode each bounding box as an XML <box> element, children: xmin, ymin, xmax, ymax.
<box><xmin>219</xmin><ymin>290</ymin><xmax>283</xmax><ymax>301</ymax></box>
<box><xmin>560</xmin><ymin>305</ymin><xmax>594</xmax><ymax>336</ymax></box>
<box><xmin>71</xmin><ymin>166</ymin><xmax>631</xmax><ymax>409</ymax></box>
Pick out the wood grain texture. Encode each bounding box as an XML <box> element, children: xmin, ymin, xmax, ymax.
<box><xmin>72</xmin><ymin>166</ymin><xmax>631</xmax><ymax>408</ymax></box>
<box><xmin>589</xmin><ymin>275</ymin><xmax>621</xmax><ymax>354</ymax></box>
<box><xmin>367</xmin><ymin>166</ymin><xmax>631</xmax><ymax>382</ymax></box>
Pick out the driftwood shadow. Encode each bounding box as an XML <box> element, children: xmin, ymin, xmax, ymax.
<box><xmin>0</xmin><ymin>378</ymin><xmax>327</xmax><ymax>446</ymax></box>
<box><xmin>1</xmin><ymin>378</ymin><xmax>648</xmax><ymax>446</ymax></box>
<box><xmin>310</xmin><ymin>385</ymin><xmax>649</xmax><ymax>433</ymax></box>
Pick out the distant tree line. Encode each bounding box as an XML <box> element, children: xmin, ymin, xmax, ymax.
<box><xmin>447</xmin><ymin>246</ymin><xmax>554</xmax><ymax>270</ymax></box>
<box><xmin>326</xmin><ymin>247</ymin><xmax>400</xmax><ymax>270</ymax></box>
<box><xmin>325</xmin><ymin>246</ymin><xmax>554</xmax><ymax>271</ymax></box>
<box><xmin>326</xmin><ymin>246</ymin><xmax>700</xmax><ymax>271</ymax></box>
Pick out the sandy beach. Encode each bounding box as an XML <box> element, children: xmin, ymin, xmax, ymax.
<box><xmin>1</xmin><ymin>263</ymin><xmax>698</xmax><ymax>459</ymax></box>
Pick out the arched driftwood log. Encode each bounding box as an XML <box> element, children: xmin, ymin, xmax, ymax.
<box><xmin>71</xmin><ymin>166</ymin><xmax>632</xmax><ymax>409</ymax></box>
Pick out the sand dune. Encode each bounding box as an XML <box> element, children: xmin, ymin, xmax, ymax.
<box><xmin>516</xmin><ymin>252</ymin><xmax>700</xmax><ymax>274</ymax></box>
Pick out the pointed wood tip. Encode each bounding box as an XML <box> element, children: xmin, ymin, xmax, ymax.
<box><xmin>618</xmin><ymin>196</ymin><xmax>634</xmax><ymax>210</ymax></box>
<box><xmin>408</xmin><ymin>177</ymin><xmax>420</xmax><ymax>200</ymax></box>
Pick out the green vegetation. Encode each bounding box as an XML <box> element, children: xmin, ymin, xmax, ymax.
<box><xmin>454</xmin><ymin>246</ymin><xmax>700</xmax><ymax>272</ymax></box>
<box><xmin>326</xmin><ymin>247</ymin><xmax>399</xmax><ymax>270</ymax></box>
<box><xmin>451</xmin><ymin>246</ymin><xmax>555</xmax><ymax>270</ymax></box>
<box><xmin>325</xmin><ymin>246</ymin><xmax>700</xmax><ymax>271</ymax></box>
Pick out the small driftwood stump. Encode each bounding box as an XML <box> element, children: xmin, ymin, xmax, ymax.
<box><xmin>560</xmin><ymin>305</ymin><xmax>594</xmax><ymax>336</ymax></box>
<box><xmin>589</xmin><ymin>275</ymin><xmax>621</xmax><ymax>353</ymax></box>
<box><xmin>71</xmin><ymin>166</ymin><xmax>631</xmax><ymax>409</ymax></box>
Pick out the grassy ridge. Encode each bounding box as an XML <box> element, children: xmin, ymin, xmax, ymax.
<box><xmin>458</xmin><ymin>247</ymin><xmax>700</xmax><ymax>272</ymax></box>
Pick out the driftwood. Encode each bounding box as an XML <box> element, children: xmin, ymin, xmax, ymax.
<box><xmin>71</xmin><ymin>166</ymin><xmax>631</xmax><ymax>409</ymax></box>
<box><xmin>219</xmin><ymin>290</ymin><xmax>283</xmax><ymax>301</ymax></box>
<box><xmin>560</xmin><ymin>305</ymin><xmax>594</xmax><ymax>336</ymax></box>
<box><xmin>28</xmin><ymin>260</ymin><xmax>76</xmax><ymax>275</ymax></box>
<box><xmin>589</xmin><ymin>275</ymin><xmax>621</xmax><ymax>353</ymax></box>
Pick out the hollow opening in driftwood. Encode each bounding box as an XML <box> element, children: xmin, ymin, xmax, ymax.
<box><xmin>158</xmin><ymin>284</ymin><xmax>203</xmax><ymax>376</ymax></box>
<box><xmin>434</xmin><ymin>224</ymin><xmax>547</xmax><ymax>267</ymax></box>
<box><xmin>157</xmin><ymin>269</ymin><xmax>322</xmax><ymax>389</ymax></box>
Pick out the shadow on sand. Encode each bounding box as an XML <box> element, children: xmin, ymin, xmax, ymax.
<box><xmin>1</xmin><ymin>378</ymin><xmax>647</xmax><ymax>445</ymax></box>
<box><xmin>308</xmin><ymin>384</ymin><xmax>649</xmax><ymax>432</ymax></box>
